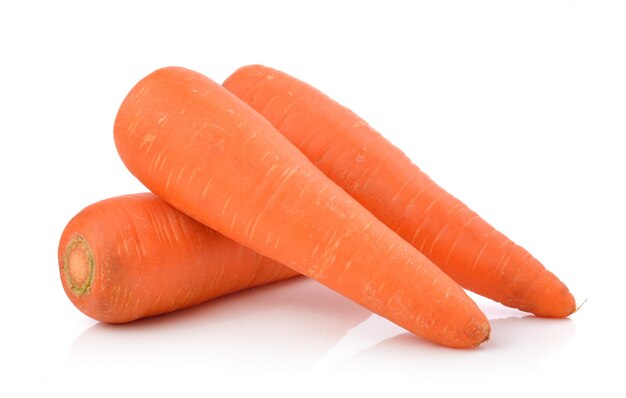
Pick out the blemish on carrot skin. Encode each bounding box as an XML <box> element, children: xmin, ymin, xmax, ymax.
<box><xmin>152</xmin><ymin>292</ymin><xmax>162</xmax><ymax>311</ymax></box>
<box><xmin>136</xmin><ymin>86</ymin><xmax>148</xmax><ymax>97</ymax></box>
<box><xmin>114</xmin><ymin>243</ymin><xmax>123</xmax><ymax>258</ymax></box>
<box><xmin>265</xmin><ymin>163</ymin><xmax>279</xmax><ymax>175</ymax></box>
<box><xmin>110</xmin><ymin>285</ymin><xmax>120</xmax><ymax>308</ymax></box>
<box><xmin>122</xmin><ymin>237</ymin><xmax>131</xmax><ymax>255</ymax></box>
<box><xmin>200</xmin><ymin>180</ymin><xmax>212</xmax><ymax>201</ymax></box>
<box><xmin>363</xmin><ymin>280</ymin><xmax>385</xmax><ymax>311</ymax></box>
<box><xmin>209</xmin><ymin>122</ymin><xmax>226</xmax><ymax>132</ymax></box>
<box><xmin>491</xmin><ymin>241</ymin><xmax>517</xmax><ymax>280</ymax></box>
<box><xmin>155</xmin><ymin>154</ymin><xmax>170</xmax><ymax>175</ymax></box>
<box><xmin>164</xmin><ymin>169</ymin><xmax>174</xmax><ymax>192</ymax></box>
<box><xmin>336</xmin><ymin>259</ymin><xmax>354</xmax><ymax>284</ymax></box>
<box><xmin>176</xmin><ymin>163</ymin><xmax>187</xmax><ymax>183</ymax></box>
<box><xmin>390</xmin><ymin>173</ymin><xmax>419</xmax><ymax>204</ymax></box>
<box><xmin>221</xmin><ymin>196</ymin><xmax>231</xmax><ymax>215</ymax></box>
<box><xmin>414</xmin><ymin>313</ymin><xmax>423</xmax><ymax>328</ymax></box>
<box><xmin>408</xmin><ymin>190</ymin><xmax>448</xmax><ymax>246</ymax></box>
<box><xmin>206</xmin><ymin>263</ymin><xmax>226</xmax><ymax>293</ymax></box>
<box><xmin>468</xmin><ymin>228</ymin><xmax>497</xmax><ymax>272</ymax></box>
<box><xmin>425</xmin><ymin>202</ymin><xmax>466</xmax><ymax>257</ymax></box>
<box><xmin>133</xmin><ymin>294</ymin><xmax>142</xmax><ymax>314</ymax></box>
<box><xmin>187</xmin><ymin>166</ymin><xmax>201</xmax><ymax>183</ymax></box>
<box><xmin>247</xmin><ymin>212</ymin><xmax>267</xmax><ymax>242</ymax></box>
<box><xmin>431</xmin><ymin>275</ymin><xmax>442</xmax><ymax>286</ymax></box>
<box><xmin>441</xmin><ymin>212</ymin><xmax>481</xmax><ymax>268</ymax></box>
<box><xmin>243</xmin><ymin>129</ymin><xmax>262</xmax><ymax>145</ymax></box>
<box><xmin>120</xmin><ymin>286</ymin><xmax>130</xmax><ymax>307</ymax></box>
<box><xmin>150</xmin><ymin>150</ymin><xmax>164</xmax><ymax>174</ymax></box>
<box><xmin>273</xmin><ymin>235</ymin><xmax>282</xmax><ymax>253</ymax></box>
<box><xmin>395</xmin><ymin>178</ymin><xmax>436</xmax><ymax>225</ymax></box>
<box><xmin>170</xmin><ymin>287</ymin><xmax>183</xmax><ymax>307</ymax></box>
<box><xmin>124</xmin><ymin>119</ymin><xmax>140</xmax><ymax>139</ymax></box>
<box><xmin>230</xmin><ymin>213</ymin><xmax>239</xmax><ymax>231</ymax></box>
<box><xmin>350</xmin><ymin>121</ymin><xmax>367</xmax><ymax>128</ymax></box>
<box><xmin>326</xmin><ymin>203</ymin><xmax>349</xmax><ymax>220</ymax></box>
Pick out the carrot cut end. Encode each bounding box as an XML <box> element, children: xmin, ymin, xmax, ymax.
<box><xmin>63</xmin><ymin>236</ymin><xmax>94</xmax><ymax>296</ymax></box>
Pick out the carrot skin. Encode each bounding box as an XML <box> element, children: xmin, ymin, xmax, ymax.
<box><xmin>58</xmin><ymin>193</ymin><xmax>298</xmax><ymax>323</ymax></box>
<box><xmin>114</xmin><ymin>67</ymin><xmax>490</xmax><ymax>348</ymax></box>
<box><xmin>223</xmin><ymin>65</ymin><xmax>575</xmax><ymax>318</ymax></box>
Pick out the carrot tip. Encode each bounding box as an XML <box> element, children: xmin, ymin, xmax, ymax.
<box><xmin>62</xmin><ymin>235</ymin><xmax>94</xmax><ymax>296</ymax></box>
<box><xmin>477</xmin><ymin>322</ymin><xmax>491</xmax><ymax>346</ymax></box>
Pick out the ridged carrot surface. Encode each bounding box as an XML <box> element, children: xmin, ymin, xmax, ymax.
<box><xmin>114</xmin><ymin>66</ymin><xmax>490</xmax><ymax>348</ymax></box>
<box><xmin>58</xmin><ymin>193</ymin><xmax>298</xmax><ymax>323</ymax></box>
<box><xmin>223</xmin><ymin>65</ymin><xmax>575</xmax><ymax>318</ymax></box>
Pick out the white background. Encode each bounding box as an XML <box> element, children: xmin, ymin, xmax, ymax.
<box><xmin>1</xmin><ymin>1</ymin><xmax>624</xmax><ymax>396</ymax></box>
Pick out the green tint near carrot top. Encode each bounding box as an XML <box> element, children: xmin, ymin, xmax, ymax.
<box><xmin>114</xmin><ymin>66</ymin><xmax>490</xmax><ymax>348</ymax></box>
<box><xmin>58</xmin><ymin>193</ymin><xmax>298</xmax><ymax>323</ymax></box>
<box><xmin>223</xmin><ymin>65</ymin><xmax>575</xmax><ymax>318</ymax></box>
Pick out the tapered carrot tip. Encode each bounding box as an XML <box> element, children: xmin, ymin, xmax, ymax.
<box><xmin>474</xmin><ymin>322</ymin><xmax>491</xmax><ymax>347</ymax></box>
<box><xmin>456</xmin><ymin>317</ymin><xmax>490</xmax><ymax>348</ymax></box>
<box><xmin>439</xmin><ymin>318</ymin><xmax>490</xmax><ymax>348</ymax></box>
<box><xmin>61</xmin><ymin>236</ymin><xmax>94</xmax><ymax>296</ymax></box>
<box><xmin>522</xmin><ymin>270</ymin><xmax>577</xmax><ymax>318</ymax></box>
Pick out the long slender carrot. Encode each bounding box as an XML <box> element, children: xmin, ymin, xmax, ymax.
<box><xmin>114</xmin><ymin>66</ymin><xmax>490</xmax><ymax>348</ymax></box>
<box><xmin>223</xmin><ymin>65</ymin><xmax>576</xmax><ymax>318</ymax></box>
<box><xmin>59</xmin><ymin>193</ymin><xmax>298</xmax><ymax>323</ymax></box>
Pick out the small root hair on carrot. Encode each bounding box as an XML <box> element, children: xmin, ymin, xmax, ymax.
<box><xmin>574</xmin><ymin>298</ymin><xmax>588</xmax><ymax>314</ymax></box>
<box><xmin>63</xmin><ymin>235</ymin><xmax>95</xmax><ymax>296</ymax></box>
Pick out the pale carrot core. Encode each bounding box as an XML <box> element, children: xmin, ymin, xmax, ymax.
<box><xmin>64</xmin><ymin>236</ymin><xmax>94</xmax><ymax>296</ymax></box>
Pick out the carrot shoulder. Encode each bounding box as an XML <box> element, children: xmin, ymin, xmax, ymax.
<box><xmin>58</xmin><ymin>193</ymin><xmax>298</xmax><ymax>323</ymax></box>
<box><xmin>114</xmin><ymin>66</ymin><xmax>490</xmax><ymax>348</ymax></box>
<box><xmin>223</xmin><ymin>65</ymin><xmax>575</xmax><ymax>318</ymax></box>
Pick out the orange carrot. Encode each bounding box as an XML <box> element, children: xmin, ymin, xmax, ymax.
<box><xmin>58</xmin><ymin>193</ymin><xmax>298</xmax><ymax>323</ymax></box>
<box><xmin>223</xmin><ymin>65</ymin><xmax>576</xmax><ymax>318</ymax></box>
<box><xmin>114</xmin><ymin>66</ymin><xmax>490</xmax><ymax>348</ymax></box>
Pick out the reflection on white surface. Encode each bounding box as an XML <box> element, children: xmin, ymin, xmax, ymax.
<box><xmin>334</xmin><ymin>316</ymin><xmax>575</xmax><ymax>375</ymax></box>
<box><xmin>69</xmin><ymin>278</ymin><xmax>576</xmax><ymax>373</ymax></box>
<box><xmin>69</xmin><ymin>277</ymin><xmax>372</xmax><ymax>371</ymax></box>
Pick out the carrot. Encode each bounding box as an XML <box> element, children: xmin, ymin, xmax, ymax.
<box><xmin>114</xmin><ymin>66</ymin><xmax>490</xmax><ymax>348</ymax></box>
<box><xmin>223</xmin><ymin>65</ymin><xmax>576</xmax><ymax>318</ymax></box>
<box><xmin>58</xmin><ymin>193</ymin><xmax>298</xmax><ymax>323</ymax></box>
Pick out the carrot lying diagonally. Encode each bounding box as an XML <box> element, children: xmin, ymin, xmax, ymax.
<box><xmin>58</xmin><ymin>193</ymin><xmax>298</xmax><ymax>323</ymax></box>
<box><xmin>223</xmin><ymin>65</ymin><xmax>575</xmax><ymax>318</ymax></box>
<box><xmin>114</xmin><ymin>66</ymin><xmax>490</xmax><ymax>348</ymax></box>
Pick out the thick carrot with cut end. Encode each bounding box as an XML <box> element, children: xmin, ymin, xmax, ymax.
<box><xmin>58</xmin><ymin>193</ymin><xmax>298</xmax><ymax>323</ymax></box>
<box><xmin>114</xmin><ymin>66</ymin><xmax>490</xmax><ymax>348</ymax></box>
<box><xmin>223</xmin><ymin>65</ymin><xmax>576</xmax><ymax>318</ymax></box>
